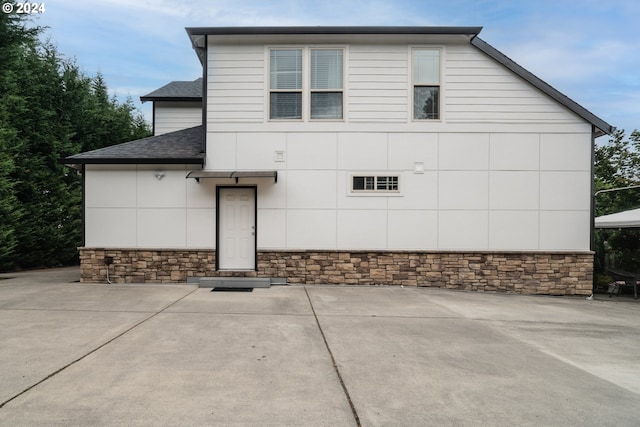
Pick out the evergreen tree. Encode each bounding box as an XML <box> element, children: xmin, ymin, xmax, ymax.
<box><xmin>0</xmin><ymin>10</ymin><xmax>150</xmax><ymax>271</ymax></box>
<box><xmin>0</xmin><ymin>10</ymin><xmax>34</xmax><ymax>270</ymax></box>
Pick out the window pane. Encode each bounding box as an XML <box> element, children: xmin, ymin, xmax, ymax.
<box><xmin>311</xmin><ymin>92</ymin><xmax>343</xmax><ymax>119</ymax></box>
<box><xmin>270</xmin><ymin>49</ymin><xmax>302</xmax><ymax>90</ymax></box>
<box><xmin>376</xmin><ymin>176</ymin><xmax>388</xmax><ymax>190</ymax></box>
<box><xmin>311</xmin><ymin>49</ymin><xmax>343</xmax><ymax>89</ymax></box>
<box><xmin>387</xmin><ymin>176</ymin><xmax>398</xmax><ymax>191</ymax></box>
<box><xmin>414</xmin><ymin>49</ymin><xmax>440</xmax><ymax>83</ymax></box>
<box><xmin>270</xmin><ymin>92</ymin><xmax>301</xmax><ymax>119</ymax></box>
<box><xmin>414</xmin><ymin>86</ymin><xmax>439</xmax><ymax>120</ymax></box>
<box><xmin>376</xmin><ymin>176</ymin><xmax>398</xmax><ymax>191</ymax></box>
<box><xmin>365</xmin><ymin>177</ymin><xmax>374</xmax><ymax>190</ymax></box>
<box><xmin>353</xmin><ymin>176</ymin><xmax>365</xmax><ymax>190</ymax></box>
<box><xmin>353</xmin><ymin>176</ymin><xmax>375</xmax><ymax>191</ymax></box>
<box><xmin>390</xmin><ymin>176</ymin><xmax>398</xmax><ymax>190</ymax></box>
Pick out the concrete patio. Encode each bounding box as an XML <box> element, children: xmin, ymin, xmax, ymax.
<box><xmin>1</xmin><ymin>267</ymin><xmax>639</xmax><ymax>426</ymax></box>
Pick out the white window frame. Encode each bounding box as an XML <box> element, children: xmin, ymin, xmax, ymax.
<box><xmin>411</xmin><ymin>46</ymin><xmax>442</xmax><ymax>122</ymax></box>
<box><xmin>267</xmin><ymin>46</ymin><xmax>346</xmax><ymax>122</ymax></box>
<box><xmin>268</xmin><ymin>47</ymin><xmax>304</xmax><ymax>121</ymax></box>
<box><xmin>309</xmin><ymin>47</ymin><xmax>344</xmax><ymax>121</ymax></box>
<box><xmin>349</xmin><ymin>173</ymin><xmax>402</xmax><ymax>196</ymax></box>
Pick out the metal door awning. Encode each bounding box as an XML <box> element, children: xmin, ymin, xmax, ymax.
<box><xmin>186</xmin><ymin>170</ymin><xmax>277</xmax><ymax>183</ymax></box>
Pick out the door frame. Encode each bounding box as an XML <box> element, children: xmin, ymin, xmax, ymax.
<box><xmin>215</xmin><ymin>186</ymin><xmax>258</xmax><ymax>271</ymax></box>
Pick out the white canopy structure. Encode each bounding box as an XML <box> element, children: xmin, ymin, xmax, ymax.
<box><xmin>594</xmin><ymin>208</ymin><xmax>640</xmax><ymax>228</ymax></box>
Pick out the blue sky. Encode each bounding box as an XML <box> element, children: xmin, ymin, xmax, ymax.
<box><xmin>33</xmin><ymin>0</ymin><xmax>639</xmax><ymax>137</ymax></box>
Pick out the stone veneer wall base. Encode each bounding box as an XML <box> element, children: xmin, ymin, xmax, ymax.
<box><xmin>79</xmin><ymin>248</ymin><xmax>593</xmax><ymax>295</ymax></box>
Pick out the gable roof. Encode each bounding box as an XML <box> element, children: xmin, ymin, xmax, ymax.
<box><xmin>185</xmin><ymin>26</ymin><xmax>614</xmax><ymax>137</ymax></box>
<box><xmin>140</xmin><ymin>78</ymin><xmax>202</xmax><ymax>102</ymax></box>
<box><xmin>63</xmin><ymin>126</ymin><xmax>205</xmax><ymax>166</ymax></box>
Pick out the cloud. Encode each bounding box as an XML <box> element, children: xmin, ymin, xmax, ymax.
<box><xmin>506</xmin><ymin>37</ymin><xmax>629</xmax><ymax>82</ymax></box>
<box><xmin>39</xmin><ymin>0</ymin><xmax>638</xmax><ymax>132</ymax></box>
<box><xmin>100</xmin><ymin>0</ymin><xmax>191</xmax><ymax>17</ymax></box>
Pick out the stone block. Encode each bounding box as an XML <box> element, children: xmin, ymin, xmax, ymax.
<box><xmin>78</xmin><ymin>248</ymin><xmax>593</xmax><ymax>295</ymax></box>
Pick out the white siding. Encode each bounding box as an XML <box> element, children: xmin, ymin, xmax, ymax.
<box><xmin>439</xmin><ymin>210</ymin><xmax>489</xmax><ymax>249</ymax></box>
<box><xmin>154</xmin><ymin>102</ymin><xmax>201</xmax><ymax>135</ymax></box>
<box><xmin>236</xmin><ymin>133</ymin><xmax>285</xmax><ymax>169</ymax></box>
<box><xmin>86</xmin><ymin>37</ymin><xmax>597</xmax><ymax>254</ymax></box>
<box><xmin>87</xmin><ymin>129</ymin><xmax>592</xmax><ymax>252</ymax></box>
<box><xmin>85</xmin><ymin>208</ymin><xmax>137</xmax><ymax>247</ymax></box>
<box><xmin>387</xmin><ymin>210</ymin><xmax>438</xmax><ymax>249</ymax></box>
<box><xmin>348</xmin><ymin>45</ymin><xmax>408</xmax><ymax>122</ymax></box>
<box><xmin>445</xmin><ymin>44</ymin><xmax>584</xmax><ymax>125</ymax></box>
<box><xmin>207</xmin><ymin>44</ymin><xmax>265</xmax><ymax>123</ymax></box>
<box><xmin>203</xmin><ymin>39</ymin><xmax>586</xmax><ymax>127</ymax></box>
<box><xmin>539</xmin><ymin>211</ymin><xmax>591</xmax><ymax>250</ymax></box>
<box><xmin>337</xmin><ymin>210</ymin><xmax>388</xmax><ymax>249</ymax></box>
<box><xmin>489</xmin><ymin>211</ymin><xmax>539</xmax><ymax>250</ymax></box>
<box><xmin>84</xmin><ymin>165</ymin><xmax>216</xmax><ymax>249</ymax></box>
<box><xmin>200</xmin><ymin>129</ymin><xmax>592</xmax><ymax>252</ymax></box>
<box><xmin>287</xmin><ymin>210</ymin><xmax>337</xmax><ymax>249</ymax></box>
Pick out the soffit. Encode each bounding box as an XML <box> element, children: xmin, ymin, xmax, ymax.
<box><xmin>187</xmin><ymin>26</ymin><xmax>482</xmax><ymax>48</ymax></box>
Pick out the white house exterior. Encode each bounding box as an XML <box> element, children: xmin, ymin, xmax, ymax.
<box><xmin>65</xmin><ymin>26</ymin><xmax>613</xmax><ymax>294</ymax></box>
<box><xmin>140</xmin><ymin>78</ymin><xmax>203</xmax><ymax>135</ymax></box>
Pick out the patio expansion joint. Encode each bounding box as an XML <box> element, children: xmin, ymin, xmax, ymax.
<box><xmin>310</xmin><ymin>313</ymin><xmax>462</xmax><ymax>320</ymax></box>
<box><xmin>159</xmin><ymin>311</ymin><xmax>313</xmax><ymax>317</ymax></box>
<box><xmin>304</xmin><ymin>285</ymin><xmax>361</xmax><ymax>427</ymax></box>
<box><xmin>0</xmin><ymin>307</ymin><xmax>161</xmax><ymax>314</ymax></box>
<box><xmin>0</xmin><ymin>287</ymin><xmax>200</xmax><ymax>410</ymax></box>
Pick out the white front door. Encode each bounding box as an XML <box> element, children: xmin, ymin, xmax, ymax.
<box><xmin>218</xmin><ymin>187</ymin><xmax>256</xmax><ymax>270</ymax></box>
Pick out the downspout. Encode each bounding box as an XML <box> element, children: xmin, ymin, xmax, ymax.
<box><xmin>151</xmin><ymin>102</ymin><xmax>156</xmax><ymax>135</ymax></box>
<box><xmin>590</xmin><ymin>125</ymin><xmax>596</xmax><ymax>295</ymax></box>
<box><xmin>81</xmin><ymin>164</ymin><xmax>86</xmax><ymax>247</ymax></box>
<box><xmin>201</xmin><ymin>35</ymin><xmax>208</xmax><ymax>157</ymax></box>
<box><xmin>590</xmin><ymin>125</ymin><xmax>596</xmax><ymax>252</ymax></box>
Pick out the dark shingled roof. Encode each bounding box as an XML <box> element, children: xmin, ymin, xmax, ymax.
<box><xmin>63</xmin><ymin>126</ymin><xmax>205</xmax><ymax>165</ymax></box>
<box><xmin>140</xmin><ymin>78</ymin><xmax>202</xmax><ymax>102</ymax></box>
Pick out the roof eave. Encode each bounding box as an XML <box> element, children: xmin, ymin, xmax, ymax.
<box><xmin>470</xmin><ymin>36</ymin><xmax>615</xmax><ymax>137</ymax></box>
<box><xmin>185</xmin><ymin>26</ymin><xmax>483</xmax><ymax>51</ymax></box>
<box><xmin>186</xmin><ymin>28</ymin><xmax>207</xmax><ymax>65</ymax></box>
<box><xmin>140</xmin><ymin>96</ymin><xmax>202</xmax><ymax>103</ymax></box>
<box><xmin>61</xmin><ymin>156</ymin><xmax>205</xmax><ymax>166</ymax></box>
<box><xmin>186</xmin><ymin>26</ymin><xmax>483</xmax><ymax>37</ymax></box>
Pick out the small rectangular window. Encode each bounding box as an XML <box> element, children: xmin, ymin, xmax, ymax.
<box><xmin>352</xmin><ymin>175</ymin><xmax>400</xmax><ymax>193</ymax></box>
<box><xmin>270</xmin><ymin>49</ymin><xmax>303</xmax><ymax>119</ymax></box>
<box><xmin>413</xmin><ymin>49</ymin><xmax>440</xmax><ymax>120</ymax></box>
<box><xmin>376</xmin><ymin>176</ymin><xmax>399</xmax><ymax>191</ymax></box>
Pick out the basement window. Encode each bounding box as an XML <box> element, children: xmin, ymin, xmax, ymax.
<box><xmin>351</xmin><ymin>175</ymin><xmax>400</xmax><ymax>193</ymax></box>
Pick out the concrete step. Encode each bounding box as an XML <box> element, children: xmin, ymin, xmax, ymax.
<box><xmin>190</xmin><ymin>277</ymin><xmax>274</xmax><ymax>289</ymax></box>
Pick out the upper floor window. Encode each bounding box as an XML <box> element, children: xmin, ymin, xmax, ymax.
<box><xmin>269</xmin><ymin>47</ymin><xmax>344</xmax><ymax>121</ymax></box>
<box><xmin>413</xmin><ymin>49</ymin><xmax>440</xmax><ymax>120</ymax></box>
<box><xmin>310</xmin><ymin>49</ymin><xmax>343</xmax><ymax>120</ymax></box>
<box><xmin>270</xmin><ymin>49</ymin><xmax>303</xmax><ymax>119</ymax></box>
